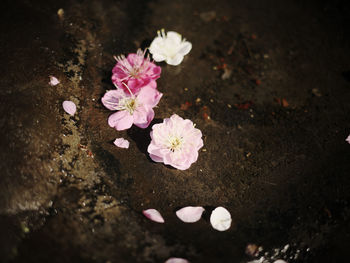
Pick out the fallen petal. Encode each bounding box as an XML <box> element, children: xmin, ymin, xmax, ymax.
<box><xmin>176</xmin><ymin>206</ymin><xmax>205</xmax><ymax>223</ymax></box>
<box><xmin>62</xmin><ymin>101</ymin><xmax>76</xmax><ymax>116</ymax></box>
<box><xmin>49</xmin><ymin>76</ymin><xmax>60</xmax><ymax>86</ymax></box>
<box><xmin>346</xmin><ymin>135</ymin><xmax>350</xmax><ymax>144</ymax></box>
<box><xmin>210</xmin><ymin>206</ymin><xmax>232</xmax><ymax>231</ymax></box>
<box><xmin>142</xmin><ymin>209</ymin><xmax>164</xmax><ymax>223</ymax></box>
<box><xmin>114</xmin><ymin>138</ymin><xmax>129</xmax><ymax>149</ymax></box>
<box><xmin>165</xmin><ymin>258</ymin><xmax>189</xmax><ymax>263</ymax></box>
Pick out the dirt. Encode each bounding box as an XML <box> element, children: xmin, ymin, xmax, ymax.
<box><xmin>0</xmin><ymin>0</ymin><xmax>350</xmax><ymax>262</ymax></box>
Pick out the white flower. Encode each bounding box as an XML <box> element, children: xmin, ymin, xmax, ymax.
<box><xmin>149</xmin><ymin>29</ymin><xmax>192</xmax><ymax>66</ymax></box>
<box><xmin>210</xmin><ymin>206</ymin><xmax>232</xmax><ymax>231</ymax></box>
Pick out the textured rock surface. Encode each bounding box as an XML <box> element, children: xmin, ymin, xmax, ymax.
<box><xmin>1</xmin><ymin>0</ymin><xmax>350</xmax><ymax>262</ymax></box>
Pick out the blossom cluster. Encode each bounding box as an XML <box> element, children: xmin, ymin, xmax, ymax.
<box><xmin>101</xmin><ymin>30</ymin><xmax>202</xmax><ymax>170</ymax></box>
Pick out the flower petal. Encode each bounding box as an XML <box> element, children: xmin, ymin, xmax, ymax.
<box><xmin>167</xmin><ymin>31</ymin><xmax>182</xmax><ymax>45</ymax></box>
<box><xmin>114</xmin><ymin>138</ymin><xmax>130</xmax><ymax>149</ymax></box>
<box><xmin>108</xmin><ymin>111</ymin><xmax>133</xmax><ymax>131</ymax></box>
<box><xmin>178</xmin><ymin>41</ymin><xmax>192</xmax><ymax>56</ymax></box>
<box><xmin>273</xmin><ymin>260</ymin><xmax>287</xmax><ymax>263</ymax></box>
<box><xmin>62</xmin><ymin>101</ymin><xmax>76</xmax><ymax>116</ymax></box>
<box><xmin>149</xmin><ymin>37</ymin><xmax>167</xmax><ymax>62</ymax></box>
<box><xmin>133</xmin><ymin>106</ymin><xmax>154</xmax><ymax>129</ymax></box>
<box><xmin>136</xmin><ymin>85</ymin><xmax>162</xmax><ymax>108</ymax></box>
<box><xmin>176</xmin><ymin>206</ymin><xmax>205</xmax><ymax>223</ymax></box>
<box><xmin>210</xmin><ymin>207</ymin><xmax>232</xmax><ymax>231</ymax></box>
<box><xmin>346</xmin><ymin>134</ymin><xmax>350</xmax><ymax>144</ymax></box>
<box><xmin>49</xmin><ymin>76</ymin><xmax>60</xmax><ymax>86</ymax></box>
<box><xmin>142</xmin><ymin>209</ymin><xmax>164</xmax><ymax>223</ymax></box>
<box><xmin>165</xmin><ymin>258</ymin><xmax>189</xmax><ymax>263</ymax></box>
<box><xmin>166</xmin><ymin>54</ymin><xmax>184</xmax><ymax>66</ymax></box>
<box><xmin>152</xmin><ymin>52</ymin><xmax>167</xmax><ymax>62</ymax></box>
<box><xmin>102</xmin><ymin>89</ymin><xmax>126</xmax><ymax>111</ymax></box>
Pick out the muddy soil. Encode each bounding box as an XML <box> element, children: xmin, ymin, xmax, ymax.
<box><xmin>0</xmin><ymin>0</ymin><xmax>350</xmax><ymax>262</ymax></box>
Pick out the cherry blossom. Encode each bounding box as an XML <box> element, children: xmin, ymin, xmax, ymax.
<box><xmin>112</xmin><ymin>49</ymin><xmax>161</xmax><ymax>94</ymax></box>
<box><xmin>102</xmin><ymin>83</ymin><xmax>162</xmax><ymax>131</ymax></box>
<box><xmin>147</xmin><ymin>114</ymin><xmax>203</xmax><ymax>170</ymax></box>
<box><xmin>149</xmin><ymin>29</ymin><xmax>192</xmax><ymax>66</ymax></box>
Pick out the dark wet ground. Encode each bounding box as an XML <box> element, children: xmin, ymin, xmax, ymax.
<box><xmin>1</xmin><ymin>0</ymin><xmax>350</xmax><ymax>262</ymax></box>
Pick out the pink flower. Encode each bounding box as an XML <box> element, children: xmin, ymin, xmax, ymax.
<box><xmin>102</xmin><ymin>83</ymin><xmax>162</xmax><ymax>131</ymax></box>
<box><xmin>147</xmin><ymin>114</ymin><xmax>203</xmax><ymax>170</ymax></box>
<box><xmin>112</xmin><ymin>49</ymin><xmax>161</xmax><ymax>94</ymax></box>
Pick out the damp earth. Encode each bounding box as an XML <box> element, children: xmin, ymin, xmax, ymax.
<box><xmin>1</xmin><ymin>0</ymin><xmax>350</xmax><ymax>262</ymax></box>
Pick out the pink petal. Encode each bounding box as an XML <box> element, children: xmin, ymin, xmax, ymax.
<box><xmin>113</xmin><ymin>138</ymin><xmax>129</xmax><ymax>149</ymax></box>
<box><xmin>176</xmin><ymin>206</ymin><xmax>205</xmax><ymax>223</ymax></box>
<box><xmin>133</xmin><ymin>107</ymin><xmax>154</xmax><ymax>129</ymax></box>
<box><xmin>108</xmin><ymin>111</ymin><xmax>133</xmax><ymax>131</ymax></box>
<box><xmin>346</xmin><ymin>134</ymin><xmax>350</xmax><ymax>144</ymax></box>
<box><xmin>142</xmin><ymin>209</ymin><xmax>164</xmax><ymax>223</ymax></box>
<box><xmin>101</xmin><ymin>89</ymin><xmax>126</xmax><ymax>111</ymax></box>
<box><xmin>49</xmin><ymin>75</ymin><xmax>60</xmax><ymax>86</ymax></box>
<box><xmin>165</xmin><ymin>258</ymin><xmax>189</xmax><ymax>263</ymax></box>
<box><xmin>62</xmin><ymin>101</ymin><xmax>76</xmax><ymax>116</ymax></box>
<box><xmin>136</xmin><ymin>85</ymin><xmax>162</xmax><ymax>108</ymax></box>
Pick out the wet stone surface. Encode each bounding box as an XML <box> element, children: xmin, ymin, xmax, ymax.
<box><xmin>1</xmin><ymin>0</ymin><xmax>350</xmax><ymax>262</ymax></box>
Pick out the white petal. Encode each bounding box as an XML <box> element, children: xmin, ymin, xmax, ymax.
<box><xmin>178</xmin><ymin>41</ymin><xmax>192</xmax><ymax>56</ymax></box>
<box><xmin>62</xmin><ymin>101</ymin><xmax>76</xmax><ymax>116</ymax></box>
<box><xmin>114</xmin><ymin>138</ymin><xmax>129</xmax><ymax>149</ymax></box>
<box><xmin>210</xmin><ymin>207</ymin><xmax>232</xmax><ymax>231</ymax></box>
<box><xmin>166</xmin><ymin>31</ymin><xmax>182</xmax><ymax>45</ymax></box>
<box><xmin>176</xmin><ymin>206</ymin><xmax>205</xmax><ymax>223</ymax></box>
<box><xmin>152</xmin><ymin>52</ymin><xmax>167</xmax><ymax>62</ymax></box>
<box><xmin>142</xmin><ymin>209</ymin><xmax>164</xmax><ymax>223</ymax></box>
<box><xmin>273</xmin><ymin>260</ymin><xmax>287</xmax><ymax>263</ymax></box>
<box><xmin>166</xmin><ymin>54</ymin><xmax>184</xmax><ymax>66</ymax></box>
<box><xmin>149</xmin><ymin>37</ymin><xmax>165</xmax><ymax>56</ymax></box>
<box><xmin>49</xmin><ymin>76</ymin><xmax>60</xmax><ymax>86</ymax></box>
<box><xmin>165</xmin><ymin>258</ymin><xmax>189</xmax><ymax>263</ymax></box>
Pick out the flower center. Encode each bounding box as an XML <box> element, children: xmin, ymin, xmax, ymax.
<box><xmin>129</xmin><ymin>67</ymin><xmax>140</xmax><ymax>78</ymax></box>
<box><xmin>124</xmin><ymin>98</ymin><xmax>137</xmax><ymax>114</ymax></box>
<box><xmin>168</xmin><ymin>136</ymin><xmax>183</xmax><ymax>152</ymax></box>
